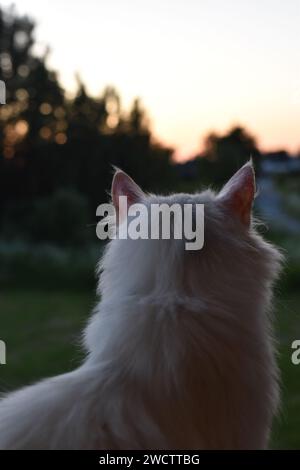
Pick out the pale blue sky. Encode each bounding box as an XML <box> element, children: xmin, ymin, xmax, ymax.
<box><xmin>2</xmin><ymin>0</ymin><xmax>300</xmax><ymax>159</ymax></box>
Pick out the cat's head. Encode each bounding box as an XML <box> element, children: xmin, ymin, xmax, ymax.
<box><xmin>112</xmin><ymin>160</ymin><xmax>255</xmax><ymax>229</ymax></box>
<box><xmin>100</xmin><ymin>162</ymin><xmax>282</xmax><ymax>304</ymax></box>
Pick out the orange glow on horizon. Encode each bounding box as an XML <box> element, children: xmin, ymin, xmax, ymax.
<box><xmin>2</xmin><ymin>0</ymin><xmax>300</xmax><ymax>161</ymax></box>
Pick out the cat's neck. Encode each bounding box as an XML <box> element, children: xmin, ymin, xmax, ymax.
<box><xmin>84</xmin><ymin>277</ymin><xmax>268</xmax><ymax>374</ymax></box>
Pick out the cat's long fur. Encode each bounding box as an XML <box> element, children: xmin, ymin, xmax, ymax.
<box><xmin>0</xmin><ymin>164</ymin><xmax>282</xmax><ymax>449</ymax></box>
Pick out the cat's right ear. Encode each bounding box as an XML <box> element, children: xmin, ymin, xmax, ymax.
<box><xmin>111</xmin><ymin>169</ymin><xmax>144</xmax><ymax>221</ymax></box>
<box><xmin>217</xmin><ymin>161</ymin><xmax>255</xmax><ymax>227</ymax></box>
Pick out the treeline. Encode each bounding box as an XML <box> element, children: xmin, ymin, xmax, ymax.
<box><xmin>0</xmin><ymin>6</ymin><xmax>179</xmax><ymax>244</ymax></box>
<box><xmin>0</xmin><ymin>6</ymin><xmax>262</xmax><ymax>245</ymax></box>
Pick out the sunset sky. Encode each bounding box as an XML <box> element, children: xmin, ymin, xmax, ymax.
<box><xmin>2</xmin><ymin>0</ymin><xmax>300</xmax><ymax>160</ymax></box>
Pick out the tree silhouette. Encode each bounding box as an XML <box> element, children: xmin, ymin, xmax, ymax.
<box><xmin>195</xmin><ymin>126</ymin><xmax>260</xmax><ymax>187</ymax></box>
<box><xmin>0</xmin><ymin>6</ymin><xmax>176</xmax><ymax>243</ymax></box>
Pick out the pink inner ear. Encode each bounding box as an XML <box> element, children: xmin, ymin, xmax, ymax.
<box><xmin>112</xmin><ymin>170</ymin><xmax>144</xmax><ymax>211</ymax></box>
<box><xmin>218</xmin><ymin>163</ymin><xmax>255</xmax><ymax>226</ymax></box>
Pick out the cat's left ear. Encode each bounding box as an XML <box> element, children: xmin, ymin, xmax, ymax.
<box><xmin>111</xmin><ymin>169</ymin><xmax>145</xmax><ymax>221</ymax></box>
<box><xmin>217</xmin><ymin>161</ymin><xmax>255</xmax><ymax>227</ymax></box>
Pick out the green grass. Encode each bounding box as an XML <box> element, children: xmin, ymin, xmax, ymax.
<box><xmin>0</xmin><ymin>289</ymin><xmax>95</xmax><ymax>389</ymax></box>
<box><xmin>0</xmin><ymin>288</ymin><xmax>299</xmax><ymax>448</ymax></box>
<box><xmin>272</xmin><ymin>292</ymin><xmax>300</xmax><ymax>448</ymax></box>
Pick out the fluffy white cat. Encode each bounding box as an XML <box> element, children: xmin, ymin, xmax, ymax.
<box><xmin>0</xmin><ymin>162</ymin><xmax>282</xmax><ymax>449</ymax></box>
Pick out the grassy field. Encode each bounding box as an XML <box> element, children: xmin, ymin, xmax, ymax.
<box><xmin>0</xmin><ymin>288</ymin><xmax>300</xmax><ymax>448</ymax></box>
<box><xmin>0</xmin><ymin>289</ymin><xmax>93</xmax><ymax>388</ymax></box>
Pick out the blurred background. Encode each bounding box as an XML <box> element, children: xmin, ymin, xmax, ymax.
<box><xmin>0</xmin><ymin>1</ymin><xmax>299</xmax><ymax>448</ymax></box>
